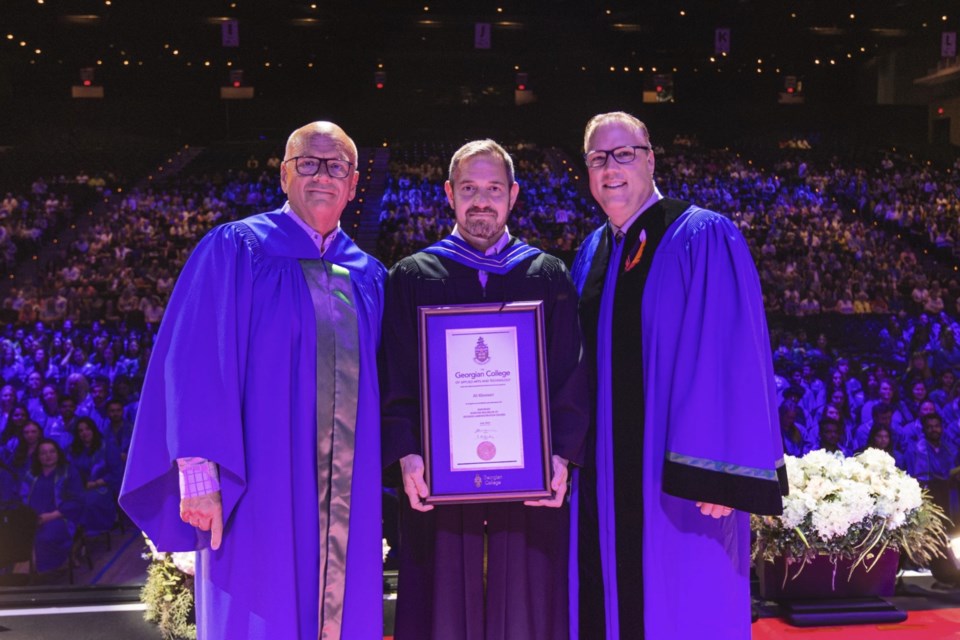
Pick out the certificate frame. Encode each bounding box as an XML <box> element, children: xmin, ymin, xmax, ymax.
<box><xmin>418</xmin><ymin>301</ymin><xmax>553</xmax><ymax>504</ymax></box>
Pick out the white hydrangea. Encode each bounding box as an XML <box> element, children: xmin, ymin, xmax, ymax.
<box><xmin>784</xmin><ymin>456</ymin><xmax>806</xmax><ymax>488</ymax></box>
<box><xmin>779</xmin><ymin>449</ymin><xmax>924</xmax><ymax>541</ymax></box>
<box><xmin>781</xmin><ymin>495</ymin><xmax>809</xmax><ymax>529</ymax></box>
<box><xmin>896</xmin><ymin>475</ymin><xmax>923</xmax><ymax>513</ymax></box>
<box><xmin>856</xmin><ymin>448</ymin><xmax>894</xmax><ymax>470</ymax></box>
<box><xmin>171</xmin><ymin>551</ymin><xmax>196</xmax><ymax>576</ymax></box>
<box><xmin>812</xmin><ymin>501</ymin><xmax>854</xmax><ymax>539</ymax></box>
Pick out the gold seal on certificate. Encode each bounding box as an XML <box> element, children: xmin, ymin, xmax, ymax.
<box><xmin>446</xmin><ymin>327</ymin><xmax>525</xmax><ymax>472</ymax></box>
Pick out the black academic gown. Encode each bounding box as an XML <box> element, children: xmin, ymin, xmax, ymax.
<box><xmin>381</xmin><ymin>241</ymin><xmax>589</xmax><ymax>640</ymax></box>
<box><xmin>574</xmin><ymin>200</ymin><xmax>672</xmax><ymax>639</ymax></box>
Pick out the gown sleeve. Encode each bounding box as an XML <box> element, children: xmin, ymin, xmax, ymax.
<box><xmin>647</xmin><ymin>210</ymin><xmax>787</xmax><ymax>515</ymax></box>
<box><xmin>571</xmin><ymin>227</ymin><xmax>603</xmax><ymax>294</ymax></box>
<box><xmin>379</xmin><ymin>259</ymin><xmax>424</xmax><ymax>472</ymax></box>
<box><xmin>540</xmin><ymin>256</ymin><xmax>590</xmax><ymax>467</ymax></box>
<box><xmin>119</xmin><ymin>223</ymin><xmax>254</xmax><ymax>550</ymax></box>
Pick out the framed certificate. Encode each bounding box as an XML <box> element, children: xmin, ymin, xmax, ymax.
<box><xmin>418</xmin><ymin>301</ymin><xmax>553</xmax><ymax>504</ymax></box>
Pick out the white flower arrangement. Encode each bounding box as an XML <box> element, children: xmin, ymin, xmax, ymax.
<box><xmin>753</xmin><ymin>449</ymin><xmax>949</xmax><ymax>578</ymax></box>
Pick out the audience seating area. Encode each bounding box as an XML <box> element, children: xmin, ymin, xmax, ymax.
<box><xmin>1</xmin><ymin>135</ymin><xmax>960</xmax><ymax>586</ymax></box>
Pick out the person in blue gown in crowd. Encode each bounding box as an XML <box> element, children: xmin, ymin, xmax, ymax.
<box><xmin>102</xmin><ymin>399</ymin><xmax>133</xmax><ymax>462</ymax></box>
<box><xmin>5</xmin><ymin>420</ymin><xmax>43</xmax><ymax>482</ymax></box>
<box><xmin>905</xmin><ymin>413</ymin><xmax>960</xmax><ymax>586</ymax></box>
<box><xmin>69</xmin><ymin>417</ymin><xmax>120</xmax><ymax>535</ymax></box>
<box><xmin>22</xmin><ymin>438</ymin><xmax>83</xmax><ymax>573</ymax></box>
<box><xmin>0</xmin><ymin>457</ymin><xmax>36</xmax><ymax>575</ymax></box>
<box><xmin>1</xmin><ymin>405</ymin><xmax>30</xmax><ymax>454</ymax></box>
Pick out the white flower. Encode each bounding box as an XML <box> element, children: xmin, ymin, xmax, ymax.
<box><xmin>171</xmin><ymin>552</ymin><xmax>196</xmax><ymax>576</ymax></box>
<box><xmin>781</xmin><ymin>495</ymin><xmax>809</xmax><ymax>529</ymax></box>
<box><xmin>897</xmin><ymin>475</ymin><xmax>923</xmax><ymax>512</ymax></box>
<box><xmin>857</xmin><ymin>448</ymin><xmax>894</xmax><ymax>470</ymax></box>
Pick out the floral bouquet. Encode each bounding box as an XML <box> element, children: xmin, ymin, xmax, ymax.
<box><xmin>752</xmin><ymin>449</ymin><xmax>950</xmax><ymax>583</ymax></box>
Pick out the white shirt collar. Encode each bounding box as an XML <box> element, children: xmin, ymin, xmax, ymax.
<box><xmin>611</xmin><ymin>185</ymin><xmax>663</xmax><ymax>238</ymax></box>
<box><xmin>282</xmin><ymin>201</ymin><xmax>340</xmax><ymax>257</ymax></box>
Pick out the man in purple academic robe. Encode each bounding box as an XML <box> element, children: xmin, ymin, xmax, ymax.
<box><xmin>569</xmin><ymin>112</ymin><xmax>787</xmax><ymax>639</ymax></box>
<box><xmin>119</xmin><ymin>122</ymin><xmax>385</xmax><ymax>640</ymax></box>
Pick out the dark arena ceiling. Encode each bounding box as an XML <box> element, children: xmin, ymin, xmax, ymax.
<box><xmin>0</xmin><ymin>1</ymin><xmax>957</xmax><ymax>143</ymax></box>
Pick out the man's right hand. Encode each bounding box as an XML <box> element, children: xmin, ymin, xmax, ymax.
<box><xmin>400</xmin><ymin>454</ymin><xmax>434</xmax><ymax>512</ymax></box>
<box><xmin>180</xmin><ymin>491</ymin><xmax>224</xmax><ymax>550</ymax></box>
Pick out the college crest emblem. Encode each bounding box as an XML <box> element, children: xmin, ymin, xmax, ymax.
<box><xmin>474</xmin><ymin>474</ymin><xmax>482</xmax><ymax>488</ymax></box>
<box><xmin>473</xmin><ymin>336</ymin><xmax>490</xmax><ymax>364</ymax></box>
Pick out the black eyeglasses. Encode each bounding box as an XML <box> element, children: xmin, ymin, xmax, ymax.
<box><xmin>283</xmin><ymin>156</ymin><xmax>354</xmax><ymax>179</ymax></box>
<box><xmin>584</xmin><ymin>145</ymin><xmax>652</xmax><ymax>169</ymax></box>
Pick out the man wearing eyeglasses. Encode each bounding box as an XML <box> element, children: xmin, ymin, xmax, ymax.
<box><xmin>568</xmin><ymin>112</ymin><xmax>786</xmax><ymax>639</ymax></box>
<box><xmin>121</xmin><ymin>121</ymin><xmax>385</xmax><ymax>639</ymax></box>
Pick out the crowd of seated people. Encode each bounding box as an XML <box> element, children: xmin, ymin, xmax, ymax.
<box><xmin>508</xmin><ymin>144</ymin><xmax>604</xmax><ymax>254</ymax></box>
<box><xmin>5</xmin><ymin>138</ymin><xmax>959</xmax><ymax>325</ymax></box>
<box><xmin>0</xmin><ymin>318</ymin><xmax>148</xmax><ymax>579</ymax></box>
<box><xmin>377</xmin><ymin>143</ymin><xmax>457</xmax><ymax>266</ymax></box>
<box><xmin>859</xmin><ymin>154</ymin><xmax>960</xmax><ymax>259</ymax></box>
<box><xmin>0</xmin><ymin>178</ymin><xmax>81</xmax><ymax>279</ymax></box>
<box><xmin>1</xmin><ymin>137</ymin><xmax>960</xmax><ymax>584</ymax></box>
<box><xmin>650</xmin><ymin>146</ymin><xmax>960</xmax><ymax>320</ymax></box>
<box><xmin>376</xmin><ymin>140</ymin><xmax>960</xmax><ymax>322</ymax></box>
<box><xmin>2</xmin><ymin>165</ymin><xmax>286</xmax><ymax>330</ymax></box>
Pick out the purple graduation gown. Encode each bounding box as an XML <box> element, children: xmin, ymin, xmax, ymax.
<box><xmin>120</xmin><ymin>210</ymin><xmax>385</xmax><ymax>640</ymax></box>
<box><xmin>570</xmin><ymin>200</ymin><xmax>786</xmax><ymax>639</ymax></box>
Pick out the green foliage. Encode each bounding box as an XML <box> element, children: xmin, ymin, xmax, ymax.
<box><xmin>140</xmin><ymin>546</ymin><xmax>196</xmax><ymax>640</ymax></box>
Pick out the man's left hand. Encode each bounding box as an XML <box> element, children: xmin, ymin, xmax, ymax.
<box><xmin>524</xmin><ymin>455</ymin><xmax>569</xmax><ymax>508</ymax></box>
<box><xmin>696</xmin><ymin>501</ymin><xmax>734</xmax><ymax>518</ymax></box>
<box><xmin>180</xmin><ymin>491</ymin><xmax>224</xmax><ymax>550</ymax></box>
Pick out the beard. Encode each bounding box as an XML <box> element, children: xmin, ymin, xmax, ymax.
<box><xmin>461</xmin><ymin>206</ymin><xmax>502</xmax><ymax>239</ymax></box>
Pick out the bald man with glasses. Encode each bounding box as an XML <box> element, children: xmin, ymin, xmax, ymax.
<box><xmin>121</xmin><ymin>121</ymin><xmax>386</xmax><ymax>640</ymax></box>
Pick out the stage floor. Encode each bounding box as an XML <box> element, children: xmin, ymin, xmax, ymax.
<box><xmin>0</xmin><ymin>602</ymin><xmax>957</xmax><ymax>640</ymax></box>
<box><xmin>755</xmin><ymin>608</ymin><xmax>960</xmax><ymax>639</ymax></box>
<box><xmin>1</xmin><ymin>538</ymin><xmax>959</xmax><ymax>640</ymax></box>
